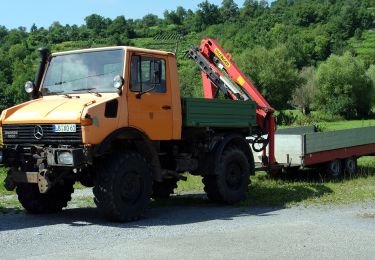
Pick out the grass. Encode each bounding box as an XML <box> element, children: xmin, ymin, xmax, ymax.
<box><xmin>323</xmin><ymin>119</ymin><xmax>375</xmax><ymax>131</ymax></box>
<box><xmin>243</xmin><ymin>157</ymin><xmax>375</xmax><ymax>207</ymax></box>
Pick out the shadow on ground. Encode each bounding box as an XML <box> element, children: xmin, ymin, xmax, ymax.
<box><xmin>0</xmin><ymin>178</ymin><xmax>335</xmax><ymax>233</ymax></box>
<box><xmin>0</xmin><ymin>193</ymin><xmax>281</xmax><ymax>232</ymax></box>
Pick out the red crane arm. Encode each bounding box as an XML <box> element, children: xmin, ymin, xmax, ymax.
<box><xmin>199</xmin><ymin>38</ymin><xmax>274</xmax><ymax>114</ymax></box>
<box><xmin>188</xmin><ymin>38</ymin><xmax>277</xmax><ymax>165</ymax></box>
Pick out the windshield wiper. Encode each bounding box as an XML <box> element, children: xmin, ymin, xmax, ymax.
<box><xmin>73</xmin><ymin>88</ymin><xmax>102</xmax><ymax>97</ymax></box>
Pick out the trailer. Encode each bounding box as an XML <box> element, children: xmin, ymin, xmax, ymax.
<box><xmin>254</xmin><ymin>126</ymin><xmax>375</xmax><ymax>177</ymax></box>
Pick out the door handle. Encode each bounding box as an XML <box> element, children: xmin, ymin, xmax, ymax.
<box><xmin>161</xmin><ymin>105</ymin><xmax>172</xmax><ymax>110</ymax></box>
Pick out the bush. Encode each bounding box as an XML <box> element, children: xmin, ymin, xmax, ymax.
<box><xmin>315</xmin><ymin>52</ymin><xmax>373</xmax><ymax>119</ymax></box>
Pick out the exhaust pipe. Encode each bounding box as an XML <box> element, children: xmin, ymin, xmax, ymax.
<box><xmin>33</xmin><ymin>47</ymin><xmax>50</xmax><ymax>99</ymax></box>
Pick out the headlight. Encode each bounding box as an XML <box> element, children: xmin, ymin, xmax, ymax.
<box><xmin>24</xmin><ymin>81</ymin><xmax>35</xmax><ymax>94</ymax></box>
<box><xmin>57</xmin><ymin>151</ymin><xmax>73</xmax><ymax>165</ymax></box>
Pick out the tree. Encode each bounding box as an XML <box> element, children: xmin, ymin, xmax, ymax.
<box><xmin>108</xmin><ymin>16</ymin><xmax>129</xmax><ymax>38</ymax></box>
<box><xmin>220</xmin><ymin>0</ymin><xmax>239</xmax><ymax>22</ymax></box>
<box><xmin>315</xmin><ymin>52</ymin><xmax>373</xmax><ymax>118</ymax></box>
<box><xmin>85</xmin><ymin>14</ymin><xmax>107</xmax><ymax>37</ymax></box>
<box><xmin>195</xmin><ymin>1</ymin><xmax>221</xmax><ymax>30</ymax></box>
<box><xmin>290</xmin><ymin>67</ymin><xmax>318</xmax><ymax>115</ymax></box>
<box><xmin>236</xmin><ymin>45</ymin><xmax>299</xmax><ymax>109</ymax></box>
<box><xmin>367</xmin><ymin>65</ymin><xmax>375</xmax><ymax>90</ymax></box>
<box><xmin>142</xmin><ymin>14</ymin><xmax>160</xmax><ymax>27</ymax></box>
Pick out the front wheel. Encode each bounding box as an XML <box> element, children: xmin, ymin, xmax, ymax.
<box><xmin>94</xmin><ymin>152</ymin><xmax>152</xmax><ymax>222</ymax></box>
<box><xmin>203</xmin><ymin>146</ymin><xmax>251</xmax><ymax>204</ymax></box>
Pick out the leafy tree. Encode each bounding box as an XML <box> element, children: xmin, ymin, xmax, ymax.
<box><xmin>367</xmin><ymin>65</ymin><xmax>375</xmax><ymax>90</ymax></box>
<box><xmin>108</xmin><ymin>16</ymin><xmax>129</xmax><ymax>38</ymax></box>
<box><xmin>315</xmin><ymin>52</ymin><xmax>373</xmax><ymax>118</ymax></box>
<box><xmin>195</xmin><ymin>1</ymin><xmax>221</xmax><ymax>30</ymax></box>
<box><xmin>85</xmin><ymin>14</ymin><xmax>108</xmax><ymax>37</ymax></box>
<box><xmin>236</xmin><ymin>45</ymin><xmax>299</xmax><ymax>109</ymax></box>
<box><xmin>290</xmin><ymin>67</ymin><xmax>318</xmax><ymax>115</ymax></box>
<box><xmin>220</xmin><ymin>0</ymin><xmax>239</xmax><ymax>22</ymax></box>
<box><xmin>164</xmin><ymin>10</ymin><xmax>182</xmax><ymax>25</ymax></box>
<box><xmin>240</xmin><ymin>0</ymin><xmax>266</xmax><ymax>19</ymax></box>
<box><xmin>141</xmin><ymin>14</ymin><xmax>160</xmax><ymax>27</ymax></box>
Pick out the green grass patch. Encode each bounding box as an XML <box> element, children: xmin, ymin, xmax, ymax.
<box><xmin>0</xmin><ymin>167</ymin><xmax>12</xmax><ymax>196</ymax></box>
<box><xmin>176</xmin><ymin>174</ymin><xmax>204</xmax><ymax>193</ymax></box>
<box><xmin>323</xmin><ymin>119</ymin><xmax>375</xmax><ymax>131</ymax></box>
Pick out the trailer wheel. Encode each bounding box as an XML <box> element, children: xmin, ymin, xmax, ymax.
<box><xmin>203</xmin><ymin>146</ymin><xmax>251</xmax><ymax>204</ymax></box>
<box><xmin>152</xmin><ymin>178</ymin><xmax>178</xmax><ymax>199</ymax></box>
<box><xmin>326</xmin><ymin>159</ymin><xmax>343</xmax><ymax>179</ymax></box>
<box><xmin>16</xmin><ymin>180</ymin><xmax>74</xmax><ymax>214</ymax></box>
<box><xmin>344</xmin><ymin>157</ymin><xmax>357</xmax><ymax>177</ymax></box>
<box><xmin>94</xmin><ymin>152</ymin><xmax>152</xmax><ymax>222</ymax></box>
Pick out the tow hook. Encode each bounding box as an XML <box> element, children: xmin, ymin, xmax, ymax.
<box><xmin>3</xmin><ymin>168</ymin><xmax>52</xmax><ymax>193</ymax></box>
<box><xmin>37</xmin><ymin>169</ymin><xmax>51</xmax><ymax>194</ymax></box>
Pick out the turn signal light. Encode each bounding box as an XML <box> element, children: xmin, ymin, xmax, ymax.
<box><xmin>81</xmin><ymin>115</ymin><xmax>93</xmax><ymax>126</ymax></box>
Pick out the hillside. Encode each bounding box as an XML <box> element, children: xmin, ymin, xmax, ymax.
<box><xmin>0</xmin><ymin>0</ymin><xmax>374</xmax><ymax>118</ymax></box>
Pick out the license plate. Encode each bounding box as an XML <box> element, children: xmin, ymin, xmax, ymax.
<box><xmin>53</xmin><ymin>124</ymin><xmax>76</xmax><ymax>133</ymax></box>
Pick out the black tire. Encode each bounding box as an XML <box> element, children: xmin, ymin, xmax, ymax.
<box><xmin>152</xmin><ymin>178</ymin><xmax>178</xmax><ymax>199</ymax></box>
<box><xmin>203</xmin><ymin>146</ymin><xmax>251</xmax><ymax>204</ymax></box>
<box><xmin>326</xmin><ymin>159</ymin><xmax>343</xmax><ymax>179</ymax></box>
<box><xmin>344</xmin><ymin>157</ymin><xmax>357</xmax><ymax>177</ymax></box>
<box><xmin>16</xmin><ymin>180</ymin><xmax>74</xmax><ymax>214</ymax></box>
<box><xmin>93</xmin><ymin>152</ymin><xmax>152</xmax><ymax>222</ymax></box>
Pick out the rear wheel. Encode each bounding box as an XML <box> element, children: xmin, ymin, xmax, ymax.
<box><xmin>326</xmin><ymin>159</ymin><xmax>343</xmax><ymax>179</ymax></box>
<box><xmin>203</xmin><ymin>146</ymin><xmax>251</xmax><ymax>204</ymax></box>
<box><xmin>344</xmin><ymin>157</ymin><xmax>357</xmax><ymax>177</ymax></box>
<box><xmin>94</xmin><ymin>152</ymin><xmax>152</xmax><ymax>222</ymax></box>
<box><xmin>16</xmin><ymin>180</ymin><xmax>74</xmax><ymax>214</ymax></box>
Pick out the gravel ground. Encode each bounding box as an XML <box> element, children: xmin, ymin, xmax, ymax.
<box><xmin>0</xmin><ymin>190</ymin><xmax>374</xmax><ymax>260</ymax></box>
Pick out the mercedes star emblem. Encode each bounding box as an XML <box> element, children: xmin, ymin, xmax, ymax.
<box><xmin>34</xmin><ymin>125</ymin><xmax>44</xmax><ymax>140</ymax></box>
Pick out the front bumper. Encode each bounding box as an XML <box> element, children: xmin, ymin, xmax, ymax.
<box><xmin>2</xmin><ymin>146</ymin><xmax>92</xmax><ymax>168</ymax></box>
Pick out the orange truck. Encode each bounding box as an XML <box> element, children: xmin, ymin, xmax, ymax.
<box><xmin>0</xmin><ymin>40</ymin><xmax>272</xmax><ymax>221</ymax></box>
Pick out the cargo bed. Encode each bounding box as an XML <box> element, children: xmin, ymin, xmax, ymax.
<box><xmin>182</xmin><ymin>98</ymin><xmax>256</xmax><ymax>128</ymax></box>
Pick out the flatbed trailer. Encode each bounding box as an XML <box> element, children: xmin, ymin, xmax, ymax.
<box><xmin>254</xmin><ymin>126</ymin><xmax>375</xmax><ymax>177</ymax></box>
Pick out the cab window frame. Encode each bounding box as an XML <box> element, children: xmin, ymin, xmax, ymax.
<box><xmin>129</xmin><ymin>55</ymin><xmax>167</xmax><ymax>94</ymax></box>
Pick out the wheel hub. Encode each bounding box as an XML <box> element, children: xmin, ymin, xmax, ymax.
<box><xmin>121</xmin><ymin>172</ymin><xmax>142</xmax><ymax>203</ymax></box>
<box><xmin>226</xmin><ymin>163</ymin><xmax>242</xmax><ymax>190</ymax></box>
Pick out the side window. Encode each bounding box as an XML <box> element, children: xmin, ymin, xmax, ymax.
<box><xmin>130</xmin><ymin>55</ymin><xmax>166</xmax><ymax>93</ymax></box>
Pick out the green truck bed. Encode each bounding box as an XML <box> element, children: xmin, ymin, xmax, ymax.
<box><xmin>182</xmin><ymin>98</ymin><xmax>256</xmax><ymax>128</ymax></box>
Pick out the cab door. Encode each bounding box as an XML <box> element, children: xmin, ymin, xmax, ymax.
<box><xmin>127</xmin><ymin>53</ymin><xmax>174</xmax><ymax>140</ymax></box>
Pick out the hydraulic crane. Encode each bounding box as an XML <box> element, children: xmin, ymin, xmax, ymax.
<box><xmin>187</xmin><ymin>38</ymin><xmax>277</xmax><ymax>166</ymax></box>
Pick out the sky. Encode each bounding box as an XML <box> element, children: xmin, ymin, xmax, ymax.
<box><xmin>0</xmin><ymin>0</ymin><xmax>253</xmax><ymax>30</ymax></box>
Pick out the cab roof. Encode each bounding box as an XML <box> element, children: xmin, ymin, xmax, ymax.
<box><xmin>53</xmin><ymin>46</ymin><xmax>175</xmax><ymax>57</ymax></box>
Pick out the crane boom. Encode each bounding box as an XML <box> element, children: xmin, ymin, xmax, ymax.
<box><xmin>187</xmin><ymin>38</ymin><xmax>277</xmax><ymax>166</ymax></box>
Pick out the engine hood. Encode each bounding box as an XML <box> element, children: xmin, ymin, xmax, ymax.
<box><xmin>1</xmin><ymin>94</ymin><xmax>117</xmax><ymax>124</ymax></box>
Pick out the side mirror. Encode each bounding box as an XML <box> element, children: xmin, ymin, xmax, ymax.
<box><xmin>113</xmin><ymin>75</ymin><xmax>124</xmax><ymax>95</ymax></box>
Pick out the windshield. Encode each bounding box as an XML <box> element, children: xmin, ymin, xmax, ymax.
<box><xmin>42</xmin><ymin>49</ymin><xmax>124</xmax><ymax>95</ymax></box>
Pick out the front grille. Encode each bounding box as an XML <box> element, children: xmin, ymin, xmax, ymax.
<box><xmin>2</xmin><ymin>124</ymin><xmax>82</xmax><ymax>145</ymax></box>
